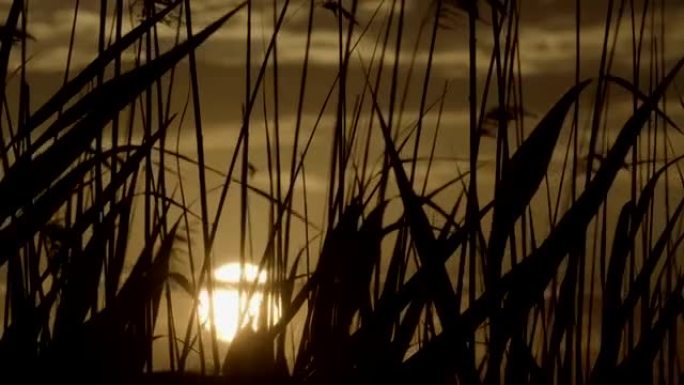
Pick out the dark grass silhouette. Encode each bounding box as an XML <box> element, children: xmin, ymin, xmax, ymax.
<box><xmin>0</xmin><ymin>0</ymin><xmax>682</xmax><ymax>384</ymax></box>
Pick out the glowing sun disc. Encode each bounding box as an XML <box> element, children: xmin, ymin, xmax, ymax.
<box><xmin>198</xmin><ymin>262</ymin><xmax>280</xmax><ymax>342</ymax></box>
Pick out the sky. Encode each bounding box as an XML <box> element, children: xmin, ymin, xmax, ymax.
<box><xmin>9</xmin><ymin>0</ymin><xmax>684</xmax><ymax>184</ymax></box>
<box><xmin>1</xmin><ymin>0</ymin><xmax>684</xmax><ymax>371</ymax></box>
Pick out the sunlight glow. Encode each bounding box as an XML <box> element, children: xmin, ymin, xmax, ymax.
<box><xmin>198</xmin><ymin>262</ymin><xmax>280</xmax><ymax>342</ymax></box>
<box><xmin>213</xmin><ymin>262</ymin><xmax>268</xmax><ymax>284</ymax></box>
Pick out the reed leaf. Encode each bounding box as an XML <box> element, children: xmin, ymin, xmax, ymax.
<box><xmin>0</xmin><ymin>2</ymin><xmax>245</xmax><ymax>259</ymax></box>
<box><xmin>487</xmin><ymin>80</ymin><xmax>591</xmax><ymax>287</ymax></box>
<box><xmin>8</xmin><ymin>0</ymin><xmax>183</xmax><ymax>149</ymax></box>
<box><xmin>611</xmin><ymin>279</ymin><xmax>684</xmax><ymax>384</ymax></box>
<box><xmin>404</xmin><ymin>56</ymin><xmax>684</xmax><ymax>383</ymax></box>
<box><xmin>0</xmin><ymin>128</ymin><xmax>163</xmax><ymax>264</ymax></box>
<box><xmin>496</xmin><ymin>57</ymin><xmax>684</xmax><ymax>322</ymax></box>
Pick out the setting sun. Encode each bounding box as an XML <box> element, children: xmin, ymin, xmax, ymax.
<box><xmin>198</xmin><ymin>263</ymin><xmax>280</xmax><ymax>342</ymax></box>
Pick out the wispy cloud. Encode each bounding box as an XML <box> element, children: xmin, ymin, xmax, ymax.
<box><xmin>13</xmin><ymin>2</ymin><xmax>684</xmax><ymax>78</ymax></box>
<box><xmin>517</xmin><ymin>8</ymin><xmax>684</xmax><ymax>73</ymax></box>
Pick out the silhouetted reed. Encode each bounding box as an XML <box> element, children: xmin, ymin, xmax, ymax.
<box><xmin>0</xmin><ymin>1</ymin><xmax>681</xmax><ymax>384</ymax></box>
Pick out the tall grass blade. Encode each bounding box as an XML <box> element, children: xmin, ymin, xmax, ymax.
<box><xmin>9</xmin><ymin>0</ymin><xmax>182</xmax><ymax>148</ymax></box>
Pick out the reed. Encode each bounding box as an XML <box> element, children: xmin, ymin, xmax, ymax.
<box><xmin>0</xmin><ymin>1</ymin><xmax>681</xmax><ymax>384</ymax></box>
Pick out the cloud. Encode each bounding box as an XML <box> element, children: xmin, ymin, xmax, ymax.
<box><xmin>8</xmin><ymin>0</ymin><xmax>471</xmax><ymax>74</ymax></box>
<box><xmin>517</xmin><ymin>8</ymin><xmax>684</xmax><ymax>74</ymax></box>
<box><xmin>169</xmin><ymin>112</ymin><xmax>335</xmax><ymax>153</ymax></box>
<box><xmin>249</xmin><ymin>169</ymin><xmax>328</xmax><ymax>194</ymax></box>
<box><xmin>9</xmin><ymin>0</ymin><xmax>684</xmax><ymax>79</ymax></box>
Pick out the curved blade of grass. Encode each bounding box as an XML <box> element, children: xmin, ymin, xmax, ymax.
<box><xmin>592</xmin><ymin>156</ymin><xmax>684</xmax><ymax>380</ymax></box>
<box><xmin>38</xmin><ymin>213</ymin><xmax>180</xmax><ymax>381</ymax></box>
<box><xmin>487</xmin><ymin>80</ymin><xmax>591</xmax><ymax>286</ymax></box>
<box><xmin>505</xmin><ymin>335</ymin><xmax>544</xmax><ymax>385</ymax></box>
<box><xmin>106</xmin><ymin>173</ymin><xmax>139</xmax><ymax>303</ymax></box>
<box><xmin>0</xmin><ymin>0</ymin><xmax>23</xmax><ymax>98</ymax></box>
<box><xmin>620</xmin><ymin>198</ymin><xmax>684</xmax><ymax>323</ymax></box>
<box><xmin>355</xmin><ymin>202</ymin><xmax>494</xmax><ymax>349</ymax></box>
<box><xmin>591</xmin><ymin>201</ymin><xmax>635</xmax><ymax>377</ymax></box>
<box><xmin>613</xmin><ymin>279</ymin><xmax>684</xmax><ymax>383</ymax></box>
<box><xmin>148</xmin><ymin>146</ymin><xmax>316</xmax><ymax>228</ymax></box>
<box><xmin>308</xmin><ymin>199</ymin><xmax>364</xmax><ymax>353</ymax></box>
<box><xmin>365</xmin><ymin>75</ymin><xmax>483</xmax><ymax>384</ymax></box>
<box><xmin>6</xmin><ymin>0</ymin><xmax>182</xmax><ymax>151</ymax></box>
<box><xmin>606</xmin><ymin>74</ymin><xmax>682</xmax><ymax>133</ymax></box>
<box><xmin>367</xmin><ymin>76</ymin><xmax>461</xmax><ymax>331</ymax></box>
<box><xmin>354</xmin><ymin>200</ymin><xmax>387</xmax><ymax>318</ymax></box>
<box><xmin>86</xmin><ymin>219</ymin><xmax>180</xmax><ymax>337</ymax></box>
<box><xmin>543</xmin><ymin>247</ymin><xmax>580</xmax><ymax>373</ymax></box>
<box><xmin>403</xmin><ymin>56</ymin><xmax>684</xmax><ymax>380</ymax></box>
<box><xmin>495</xmin><ymin>57</ymin><xmax>684</xmax><ymax>317</ymax></box>
<box><xmin>0</xmin><ymin>4</ymin><xmax>244</xmax><ymax>231</ymax></box>
<box><xmin>52</xmin><ymin>192</ymin><xmax>132</xmax><ymax>340</ymax></box>
<box><xmin>0</xmin><ymin>128</ymin><xmax>163</xmax><ymax>265</ymax></box>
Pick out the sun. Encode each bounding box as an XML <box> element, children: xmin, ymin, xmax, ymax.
<box><xmin>197</xmin><ymin>262</ymin><xmax>280</xmax><ymax>342</ymax></box>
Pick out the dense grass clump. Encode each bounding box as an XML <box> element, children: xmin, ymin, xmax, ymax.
<box><xmin>0</xmin><ymin>0</ymin><xmax>681</xmax><ymax>384</ymax></box>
